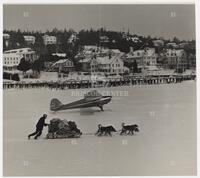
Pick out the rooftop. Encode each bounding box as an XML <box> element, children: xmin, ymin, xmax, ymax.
<box><xmin>96</xmin><ymin>54</ymin><xmax>122</xmax><ymax>65</ymax></box>
<box><xmin>24</xmin><ymin>35</ymin><xmax>35</xmax><ymax>38</ymax></box>
<box><xmin>78</xmin><ymin>58</ymin><xmax>91</xmax><ymax>63</ymax></box>
<box><xmin>144</xmin><ymin>48</ymin><xmax>156</xmax><ymax>57</ymax></box>
<box><xmin>3</xmin><ymin>33</ymin><xmax>10</xmax><ymax>37</ymax></box>
<box><xmin>4</xmin><ymin>48</ymin><xmax>35</xmax><ymax>54</ymax></box>
<box><xmin>51</xmin><ymin>59</ymin><xmax>73</xmax><ymax>67</ymax></box>
<box><xmin>43</xmin><ymin>34</ymin><xmax>56</xmax><ymax>38</ymax></box>
<box><xmin>52</xmin><ymin>53</ymin><xmax>66</xmax><ymax>57</ymax></box>
<box><xmin>166</xmin><ymin>49</ymin><xmax>185</xmax><ymax>56</ymax></box>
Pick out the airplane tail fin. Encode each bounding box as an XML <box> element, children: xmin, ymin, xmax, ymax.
<box><xmin>50</xmin><ymin>98</ymin><xmax>63</xmax><ymax>111</ymax></box>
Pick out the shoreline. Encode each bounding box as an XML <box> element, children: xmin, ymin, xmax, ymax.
<box><xmin>3</xmin><ymin>74</ymin><xmax>196</xmax><ymax>90</ymax></box>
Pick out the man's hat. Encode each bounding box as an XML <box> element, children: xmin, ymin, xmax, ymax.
<box><xmin>43</xmin><ymin>114</ymin><xmax>47</xmax><ymax>118</ymax></box>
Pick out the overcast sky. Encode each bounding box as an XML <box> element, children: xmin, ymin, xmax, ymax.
<box><xmin>3</xmin><ymin>4</ymin><xmax>195</xmax><ymax>40</ymax></box>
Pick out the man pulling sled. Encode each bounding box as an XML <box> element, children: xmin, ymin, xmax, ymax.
<box><xmin>28</xmin><ymin>114</ymin><xmax>82</xmax><ymax>140</ymax></box>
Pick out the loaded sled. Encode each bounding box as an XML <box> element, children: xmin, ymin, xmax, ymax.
<box><xmin>46</xmin><ymin>118</ymin><xmax>82</xmax><ymax>139</ymax></box>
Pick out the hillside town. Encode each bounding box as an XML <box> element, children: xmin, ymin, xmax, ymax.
<box><xmin>3</xmin><ymin>4</ymin><xmax>197</xmax><ymax>177</ymax></box>
<box><xmin>3</xmin><ymin>28</ymin><xmax>196</xmax><ymax>88</ymax></box>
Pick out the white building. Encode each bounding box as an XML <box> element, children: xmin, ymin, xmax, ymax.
<box><xmin>68</xmin><ymin>33</ymin><xmax>78</xmax><ymax>43</ymax></box>
<box><xmin>90</xmin><ymin>58</ymin><xmax>99</xmax><ymax>73</ymax></box>
<box><xmin>84</xmin><ymin>45</ymin><xmax>98</xmax><ymax>51</ymax></box>
<box><xmin>143</xmin><ymin>48</ymin><xmax>157</xmax><ymax>66</ymax></box>
<box><xmin>97</xmin><ymin>48</ymin><xmax>110</xmax><ymax>57</ymax></box>
<box><xmin>178</xmin><ymin>43</ymin><xmax>188</xmax><ymax>48</ymax></box>
<box><xmin>124</xmin><ymin>48</ymin><xmax>157</xmax><ymax>72</ymax></box>
<box><xmin>4</xmin><ymin>48</ymin><xmax>37</xmax><ymax>64</ymax></box>
<box><xmin>110</xmin><ymin>49</ymin><xmax>122</xmax><ymax>56</ymax></box>
<box><xmin>97</xmin><ymin>48</ymin><xmax>122</xmax><ymax>58</ymax></box>
<box><xmin>52</xmin><ymin>53</ymin><xmax>66</xmax><ymax>57</ymax></box>
<box><xmin>166</xmin><ymin>42</ymin><xmax>179</xmax><ymax>49</ymax></box>
<box><xmin>100</xmin><ymin>36</ymin><xmax>109</xmax><ymax>43</ymax></box>
<box><xmin>75</xmin><ymin>46</ymin><xmax>98</xmax><ymax>60</ymax></box>
<box><xmin>82</xmin><ymin>46</ymin><xmax>98</xmax><ymax>59</ymax></box>
<box><xmin>125</xmin><ymin>49</ymin><xmax>145</xmax><ymax>67</ymax></box>
<box><xmin>3</xmin><ymin>33</ymin><xmax>10</xmax><ymax>47</ymax></box>
<box><xmin>3</xmin><ymin>33</ymin><xmax>10</xmax><ymax>40</ymax></box>
<box><xmin>165</xmin><ymin>49</ymin><xmax>187</xmax><ymax>69</ymax></box>
<box><xmin>3</xmin><ymin>53</ymin><xmax>22</xmax><ymax>71</ymax></box>
<box><xmin>122</xmin><ymin>32</ymin><xmax>141</xmax><ymax>43</ymax></box>
<box><xmin>153</xmin><ymin>39</ymin><xmax>164</xmax><ymax>47</ymax></box>
<box><xmin>91</xmin><ymin>54</ymin><xmax>125</xmax><ymax>75</ymax></box>
<box><xmin>24</xmin><ymin>35</ymin><xmax>36</xmax><ymax>45</ymax></box>
<box><xmin>51</xmin><ymin>59</ymin><xmax>74</xmax><ymax>72</ymax></box>
<box><xmin>126</xmin><ymin>48</ymin><xmax>157</xmax><ymax>66</ymax></box>
<box><xmin>43</xmin><ymin>35</ymin><xmax>57</xmax><ymax>45</ymax></box>
<box><xmin>85</xmin><ymin>50</ymin><xmax>95</xmax><ymax>58</ymax></box>
<box><xmin>128</xmin><ymin>36</ymin><xmax>141</xmax><ymax>43</ymax></box>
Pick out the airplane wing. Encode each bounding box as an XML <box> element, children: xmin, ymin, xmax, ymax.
<box><xmin>84</xmin><ymin>90</ymin><xmax>102</xmax><ymax>101</ymax></box>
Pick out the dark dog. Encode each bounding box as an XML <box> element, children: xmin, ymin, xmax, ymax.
<box><xmin>95</xmin><ymin>124</ymin><xmax>117</xmax><ymax>136</ymax></box>
<box><xmin>120</xmin><ymin>123</ymin><xmax>139</xmax><ymax>135</ymax></box>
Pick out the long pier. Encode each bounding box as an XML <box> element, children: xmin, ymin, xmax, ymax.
<box><xmin>3</xmin><ymin>75</ymin><xmax>196</xmax><ymax>90</ymax></box>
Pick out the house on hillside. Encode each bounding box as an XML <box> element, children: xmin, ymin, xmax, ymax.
<box><xmin>84</xmin><ymin>45</ymin><xmax>98</xmax><ymax>51</ymax></box>
<box><xmin>100</xmin><ymin>36</ymin><xmax>109</xmax><ymax>43</ymax></box>
<box><xmin>178</xmin><ymin>43</ymin><xmax>188</xmax><ymax>49</ymax></box>
<box><xmin>4</xmin><ymin>48</ymin><xmax>37</xmax><ymax>63</ymax></box>
<box><xmin>24</xmin><ymin>35</ymin><xmax>36</xmax><ymax>45</ymax></box>
<box><xmin>153</xmin><ymin>39</ymin><xmax>164</xmax><ymax>47</ymax></box>
<box><xmin>3</xmin><ymin>33</ymin><xmax>10</xmax><ymax>47</ymax></box>
<box><xmin>124</xmin><ymin>49</ymin><xmax>144</xmax><ymax>68</ymax></box>
<box><xmin>143</xmin><ymin>48</ymin><xmax>157</xmax><ymax>66</ymax></box>
<box><xmin>3</xmin><ymin>53</ymin><xmax>22</xmax><ymax>71</ymax></box>
<box><xmin>166</xmin><ymin>42</ymin><xmax>179</xmax><ymax>49</ymax></box>
<box><xmin>78</xmin><ymin>58</ymin><xmax>91</xmax><ymax>72</ymax></box>
<box><xmin>43</xmin><ymin>35</ymin><xmax>57</xmax><ymax>45</ymax></box>
<box><xmin>50</xmin><ymin>59</ymin><xmax>74</xmax><ymax>72</ymax></box>
<box><xmin>52</xmin><ymin>53</ymin><xmax>66</xmax><ymax>58</ymax></box>
<box><xmin>68</xmin><ymin>33</ymin><xmax>78</xmax><ymax>44</ymax></box>
<box><xmin>124</xmin><ymin>48</ymin><xmax>157</xmax><ymax>72</ymax></box>
<box><xmin>164</xmin><ymin>49</ymin><xmax>187</xmax><ymax>70</ymax></box>
<box><xmin>91</xmin><ymin>54</ymin><xmax>126</xmax><ymax>75</ymax></box>
<box><xmin>97</xmin><ymin>48</ymin><xmax>122</xmax><ymax>57</ymax></box>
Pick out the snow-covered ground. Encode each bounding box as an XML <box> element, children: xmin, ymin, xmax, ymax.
<box><xmin>3</xmin><ymin>81</ymin><xmax>196</xmax><ymax>176</ymax></box>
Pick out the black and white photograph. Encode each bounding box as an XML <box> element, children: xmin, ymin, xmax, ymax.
<box><xmin>2</xmin><ymin>0</ymin><xmax>198</xmax><ymax>176</ymax></box>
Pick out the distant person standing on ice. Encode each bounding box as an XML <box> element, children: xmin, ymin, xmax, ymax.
<box><xmin>28</xmin><ymin>114</ymin><xmax>48</xmax><ymax>140</ymax></box>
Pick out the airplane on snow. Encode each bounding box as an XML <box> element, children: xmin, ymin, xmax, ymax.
<box><xmin>50</xmin><ymin>90</ymin><xmax>112</xmax><ymax>112</ymax></box>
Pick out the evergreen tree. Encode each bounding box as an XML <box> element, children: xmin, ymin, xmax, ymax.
<box><xmin>173</xmin><ymin>36</ymin><xmax>180</xmax><ymax>44</ymax></box>
<box><xmin>32</xmin><ymin>59</ymin><xmax>44</xmax><ymax>74</ymax></box>
<box><xmin>17</xmin><ymin>58</ymin><xmax>31</xmax><ymax>74</ymax></box>
<box><xmin>3</xmin><ymin>39</ymin><xmax>7</xmax><ymax>51</ymax></box>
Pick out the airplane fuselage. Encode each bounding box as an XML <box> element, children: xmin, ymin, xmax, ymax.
<box><xmin>51</xmin><ymin>96</ymin><xmax>112</xmax><ymax>111</ymax></box>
